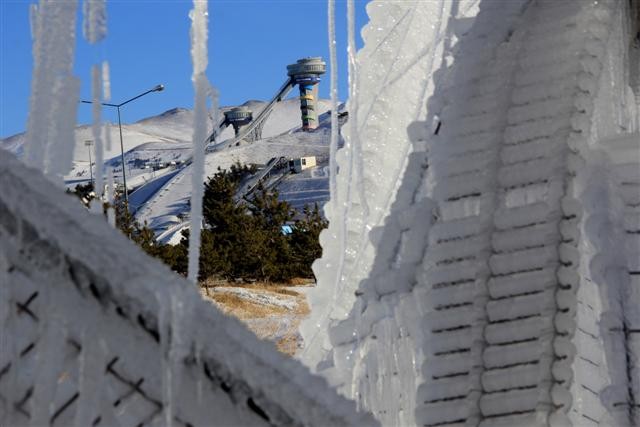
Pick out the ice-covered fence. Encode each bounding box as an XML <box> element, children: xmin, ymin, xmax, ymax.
<box><xmin>0</xmin><ymin>150</ymin><xmax>376</xmax><ymax>427</ymax></box>
<box><xmin>302</xmin><ymin>0</ymin><xmax>640</xmax><ymax>426</ymax></box>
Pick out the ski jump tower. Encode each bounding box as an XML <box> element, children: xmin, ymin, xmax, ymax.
<box><xmin>207</xmin><ymin>57</ymin><xmax>326</xmax><ymax>151</ymax></box>
<box><xmin>287</xmin><ymin>57</ymin><xmax>326</xmax><ymax>130</ymax></box>
<box><xmin>223</xmin><ymin>106</ymin><xmax>253</xmax><ymax>136</ymax></box>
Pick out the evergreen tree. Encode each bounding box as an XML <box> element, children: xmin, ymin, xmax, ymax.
<box><xmin>247</xmin><ymin>185</ymin><xmax>295</xmax><ymax>281</ymax></box>
<box><xmin>69</xmin><ymin>161</ymin><xmax>329</xmax><ymax>283</ymax></box>
<box><xmin>290</xmin><ymin>203</ymin><xmax>328</xmax><ymax>278</ymax></box>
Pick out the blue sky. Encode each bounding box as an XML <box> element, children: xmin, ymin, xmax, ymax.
<box><xmin>0</xmin><ymin>0</ymin><xmax>369</xmax><ymax>138</ymax></box>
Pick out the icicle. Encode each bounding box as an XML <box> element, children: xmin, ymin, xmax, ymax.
<box><xmin>159</xmin><ymin>293</ymin><xmax>174</xmax><ymax>427</ymax></box>
<box><xmin>331</xmin><ymin>0</ymin><xmax>362</xmax><ymax>304</ymax></box>
<box><xmin>102</xmin><ymin>60</ymin><xmax>111</xmax><ymax>101</ymax></box>
<box><xmin>29</xmin><ymin>4</ymin><xmax>38</xmax><ymax>40</ymax></box>
<box><xmin>107</xmin><ymin>167</ymin><xmax>116</xmax><ymax>227</ymax></box>
<box><xmin>90</xmin><ymin>65</ymin><xmax>104</xmax><ymax>213</ymax></box>
<box><xmin>346</xmin><ymin>0</ymin><xmax>367</xmax><ymax>216</ymax></box>
<box><xmin>24</xmin><ymin>0</ymin><xmax>79</xmax><ymax>176</ymax></box>
<box><xmin>187</xmin><ymin>0</ymin><xmax>213</xmax><ymax>284</ymax></box>
<box><xmin>302</xmin><ymin>0</ymin><xmax>360</xmax><ymax>362</ymax></box>
<box><xmin>105</xmin><ymin>120</ymin><xmax>112</xmax><ymax>152</ymax></box>
<box><xmin>328</xmin><ymin>0</ymin><xmax>339</xmax><ymax>210</ymax></box>
<box><xmin>83</xmin><ymin>0</ymin><xmax>107</xmax><ymax>44</ymax></box>
<box><xmin>45</xmin><ymin>76</ymin><xmax>81</xmax><ymax>183</ymax></box>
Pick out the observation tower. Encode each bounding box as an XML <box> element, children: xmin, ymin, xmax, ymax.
<box><xmin>287</xmin><ymin>57</ymin><xmax>326</xmax><ymax>130</ymax></box>
<box><xmin>223</xmin><ymin>106</ymin><xmax>253</xmax><ymax>136</ymax></box>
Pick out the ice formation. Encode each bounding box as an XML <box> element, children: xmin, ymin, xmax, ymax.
<box><xmin>102</xmin><ymin>61</ymin><xmax>111</xmax><ymax>102</ymax></box>
<box><xmin>302</xmin><ymin>0</ymin><xmax>640</xmax><ymax>426</ymax></box>
<box><xmin>24</xmin><ymin>0</ymin><xmax>80</xmax><ymax>184</ymax></box>
<box><xmin>82</xmin><ymin>0</ymin><xmax>109</xmax><ymax>211</ymax></box>
<box><xmin>327</xmin><ymin>0</ymin><xmax>339</xmax><ymax>205</ymax></box>
<box><xmin>82</xmin><ymin>0</ymin><xmax>107</xmax><ymax>44</ymax></box>
<box><xmin>301</xmin><ymin>0</ymin><xmax>466</xmax><ymax>374</ymax></box>
<box><xmin>2</xmin><ymin>2</ymin><xmax>377</xmax><ymax>423</ymax></box>
<box><xmin>6</xmin><ymin>0</ymin><xmax>640</xmax><ymax>425</ymax></box>
<box><xmin>90</xmin><ymin>65</ymin><xmax>104</xmax><ymax>210</ymax></box>
<box><xmin>106</xmin><ymin>168</ymin><xmax>116</xmax><ymax>227</ymax></box>
<box><xmin>187</xmin><ymin>0</ymin><xmax>215</xmax><ymax>284</ymax></box>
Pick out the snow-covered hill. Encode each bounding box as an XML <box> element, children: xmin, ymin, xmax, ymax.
<box><xmin>1</xmin><ymin>97</ymin><xmax>337</xmax><ymax>242</ymax></box>
<box><xmin>135</xmin><ymin>100</ymin><xmax>336</xmax><ymax>244</ymax></box>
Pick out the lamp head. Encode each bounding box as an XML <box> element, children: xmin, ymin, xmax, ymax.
<box><xmin>153</xmin><ymin>84</ymin><xmax>165</xmax><ymax>92</ymax></box>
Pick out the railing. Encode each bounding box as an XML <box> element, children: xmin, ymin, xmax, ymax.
<box><xmin>0</xmin><ymin>150</ymin><xmax>376</xmax><ymax>427</ymax></box>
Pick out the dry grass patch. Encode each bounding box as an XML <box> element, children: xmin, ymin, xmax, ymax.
<box><xmin>209</xmin><ymin>292</ymin><xmax>289</xmax><ymax>320</ymax></box>
<box><xmin>200</xmin><ymin>282</ymin><xmax>312</xmax><ymax>356</ymax></box>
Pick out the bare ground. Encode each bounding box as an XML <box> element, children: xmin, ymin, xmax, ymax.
<box><xmin>199</xmin><ymin>280</ymin><xmax>312</xmax><ymax>356</ymax></box>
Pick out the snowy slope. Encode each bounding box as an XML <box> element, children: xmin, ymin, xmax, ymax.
<box><xmin>0</xmin><ymin>108</ymin><xmax>200</xmax><ymax>188</ymax></box>
<box><xmin>0</xmin><ymin>98</ymin><xmax>332</xmax><ymax>197</ymax></box>
<box><xmin>1</xmin><ymin>97</ymin><xmax>335</xmax><ymax>242</ymax></box>
<box><xmin>135</xmin><ymin>104</ymin><xmax>335</xmax><ymax>242</ymax></box>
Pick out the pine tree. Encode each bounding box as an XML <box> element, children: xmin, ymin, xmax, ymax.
<box><xmin>289</xmin><ymin>203</ymin><xmax>328</xmax><ymax>278</ymax></box>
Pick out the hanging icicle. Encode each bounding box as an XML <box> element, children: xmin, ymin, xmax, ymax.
<box><xmin>24</xmin><ymin>0</ymin><xmax>80</xmax><ymax>184</ymax></box>
<box><xmin>83</xmin><ymin>0</ymin><xmax>107</xmax><ymax>44</ymax></box>
<box><xmin>90</xmin><ymin>65</ymin><xmax>104</xmax><ymax>213</ymax></box>
<box><xmin>328</xmin><ymin>0</ymin><xmax>339</xmax><ymax>209</ymax></box>
<box><xmin>102</xmin><ymin>60</ymin><xmax>111</xmax><ymax>102</ymax></box>
<box><xmin>187</xmin><ymin>0</ymin><xmax>214</xmax><ymax>284</ymax></box>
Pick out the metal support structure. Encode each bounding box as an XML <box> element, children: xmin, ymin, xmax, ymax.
<box><xmin>80</xmin><ymin>84</ymin><xmax>164</xmax><ymax>210</ymax></box>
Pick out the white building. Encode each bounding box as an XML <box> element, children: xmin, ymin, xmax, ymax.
<box><xmin>288</xmin><ymin>156</ymin><xmax>316</xmax><ymax>173</ymax></box>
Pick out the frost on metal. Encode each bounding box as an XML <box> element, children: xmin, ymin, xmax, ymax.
<box><xmin>0</xmin><ymin>150</ymin><xmax>377</xmax><ymax>427</ymax></box>
<box><xmin>303</xmin><ymin>0</ymin><xmax>640</xmax><ymax>426</ymax></box>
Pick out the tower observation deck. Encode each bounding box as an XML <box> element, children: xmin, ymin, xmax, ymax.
<box><xmin>223</xmin><ymin>106</ymin><xmax>253</xmax><ymax>136</ymax></box>
<box><xmin>287</xmin><ymin>57</ymin><xmax>327</xmax><ymax>130</ymax></box>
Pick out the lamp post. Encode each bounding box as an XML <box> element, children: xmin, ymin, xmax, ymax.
<box><xmin>81</xmin><ymin>84</ymin><xmax>165</xmax><ymax>209</ymax></box>
<box><xmin>84</xmin><ymin>140</ymin><xmax>94</xmax><ymax>187</ymax></box>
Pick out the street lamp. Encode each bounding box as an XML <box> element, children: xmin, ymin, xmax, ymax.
<box><xmin>84</xmin><ymin>140</ymin><xmax>94</xmax><ymax>187</ymax></box>
<box><xmin>81</xmin><ymin>84</ymin><xmax>165</xmax><ymax>209</ymax></box>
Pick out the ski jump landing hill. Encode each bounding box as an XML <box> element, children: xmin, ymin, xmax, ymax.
<box><xmin>133</xmin><ymin>57</ymin><xmax>333</xmax><ymax>242</ymax></box>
